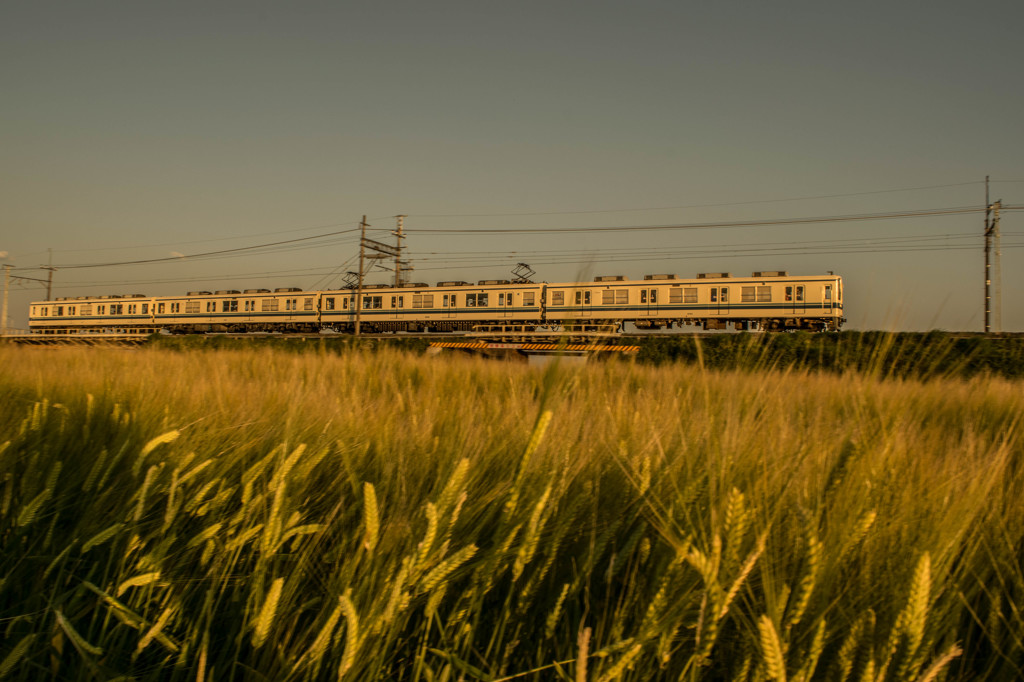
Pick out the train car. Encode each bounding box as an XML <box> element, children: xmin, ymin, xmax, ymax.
<box><xmin>319</xmin><ymin>280</ymin><xmax>547</xmax><ymax>333</ymax></box>
<box><xmin>544</xmin><ymin>271</ymin><xmax>843</xmax><ymax>332</ymax></box>
<box><xmin>28</xmin><ymin>270</ymin><xmax>844</xmax><ymax>335</ymax></box>
<box><xmin>27</xmin><ymin>294</ymin><xmax>156</xmax><ymax>334</ymax></box>
<box><xmin>150</xmin><ymin>288</ymin><xmax>319</xmax><ymax>333</ymax></box>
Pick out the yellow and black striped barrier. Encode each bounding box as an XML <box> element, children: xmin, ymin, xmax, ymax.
<box><xmin>429</xmin><ymin>341</ymin><xmax>639</xmax><ymax>353</ymax></box>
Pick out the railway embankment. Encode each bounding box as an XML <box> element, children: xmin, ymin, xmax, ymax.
<box><xmin>131</xmin><ymin>331</ymin><xmax>1024</xmax><ymax>379</ymax></box>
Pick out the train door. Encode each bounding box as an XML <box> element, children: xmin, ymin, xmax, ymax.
<box><xmin>787</xmin><ymin>285</ymin><xmax>806</xmax><ymax>314</ymax></box>
<box><xmin>497</xmin><ymin>291</ymin><xmax>514</xmax><ymax>318</ymax></box>
<box><xmin>823</xmin><ymin>284</ymin><xmax>833</xmax><ymax>313</ymax></box>
<box><xmin>391</xmin><ymin>295</ymin><xmax>404</xmax><ymax>320</ymax></box>
<box><xmin>711</xmin><ymin>286</ymin><xmax>730</xmax><ymax>314</ymax></box>
<box><xmin>575</xmin><ymin>289</ymin><xmax>592</xmax><ymax>317</ymax></box>
<box><xmin>443</xmin><ymin>293</ymin><xmax>457</xmax><ymax>318</ymax></box>
<box><xmin>640</xmin><ymin>288</ymin><xmax>659</xmax><ymax>316</ymax></box>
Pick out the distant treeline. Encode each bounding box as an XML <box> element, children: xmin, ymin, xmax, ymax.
<box><xmin>636</xmin><ymin>331</ymin><xmax>1024</xmax><ymax>379</ymax></box>
<box><xmin>146</xmin><ymin>332</ymin><xmax>1024</xmax><ymax>379</ymax></box>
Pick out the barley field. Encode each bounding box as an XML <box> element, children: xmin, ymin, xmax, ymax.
<box><xmin>0</xmin><ymin>345</ymin><xmax>1021</xmax><ymax>681</ymax></box>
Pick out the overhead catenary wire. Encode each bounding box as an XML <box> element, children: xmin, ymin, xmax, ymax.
<box><xmin>407</xmin><ymin>231</ymin><xmax>993</xmax><ymax>261</ymax></box>
<box><xmin>403</xmin><ymin>205</ymin><xmax>993</xmax><ymax>234</ymax></box>
<box><xmin>54</xmin><ymin>230</ymin><xmax>363</xmax><ymax>269</ymax></box>
<box><xmin>406</xmin><ymin>180</ymin><xmax>990</xmax><ymax>218</ymax></box>
<box><xmin>11</xmin><ymin>200</ymin><xmax>1020</xmax><ymax>284</ymax></box>
<box><xmin>49</xmin><ymin>236</ymin><xmax>1024</xmax><ymax>290</ymax></box>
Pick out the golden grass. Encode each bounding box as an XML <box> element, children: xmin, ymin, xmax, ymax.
<box><xmin>0</xmin><ymin>345</ymin><xmax>1021</xmax><ymax>680</ymax></box>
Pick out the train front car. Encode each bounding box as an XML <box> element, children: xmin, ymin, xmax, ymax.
<box><xmin>542</xmin><ymin>272</ymin><xmax>844</xmax><ymax>333</ymax></box>
<box><xmin>679</xmin><ymin>272</ymin><xmax>844</xmax><ymax>332</ymax></box>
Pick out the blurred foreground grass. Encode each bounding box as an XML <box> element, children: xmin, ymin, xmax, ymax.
<box><xmin>0</xmin><ymin>346</ymin><xmax>1021</xmax><ymax>681</ymax></box>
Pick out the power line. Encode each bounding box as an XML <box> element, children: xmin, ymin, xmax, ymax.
<box><xmin>408</xmin><ymin>231</ymin><xmax>987</xmax><ymax>260</ymax></box>
<box><xmin>405</xmin><ymin>205</ymin><xmax>989</xmax><ymax>234</ymax></box>
<box><xmin>56</xmin><ymin>228</ymin><xmax>362</xmax><ymax>269</ymax></box>
<box><xmin>408</xmin><ymin>242</ymin><xmax>1024</xmax><ymax>272</ymax></box>
<box><xmin>407</xmin><ymin>181</ymin><xmax>988</xmax><ymax>218</ymax></box>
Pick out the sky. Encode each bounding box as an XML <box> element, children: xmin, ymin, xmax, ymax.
<box><xmin>2</xmin><ymin>0</ymin><xmax>1022</xmax><ymax>332</ymax></box>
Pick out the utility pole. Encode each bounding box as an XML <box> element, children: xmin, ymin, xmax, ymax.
<box><xmin>1</xmin><ymin>265</ymin><xmax>10</xmax><ymax>337</ymax></box>
<box><xmin>983</xmin><ymin>177</ymin><xmax>1002</xmax><ymax>333</ymax></box>
<box><xmin>356</xmin><ymin>216</ymin><xmax>367</xmax><ymax>336</ymax></box>
<box><xmin>43</xmin><ymin>249</ymin><xmax>55</xmax><ymax>301</ymax></box>
<box><xmin>355</xmin><ymin>218</ymin><xmax>401</xmax><ymax>336</ymax></box>
<box><xmin>393</xmin><ymin>215</ymin><xmax>408</xmax><ymax>289</ymax></box>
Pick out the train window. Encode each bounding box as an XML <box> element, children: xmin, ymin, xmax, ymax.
<box><xmin>824</xmin><ymin>285</ymin><xmax>832</xmax><ymax>300</ymax></box>
<box><xmin>756</xmin><ymin>286</ymin><xmax>772</xmax><ymax>302</ymax></box>
<box><xmin>170</xmin><ymin>303</ymin><xmax>181</xmax><ymax>313</ymax></box>
<box><xmin>325</xmin><ymin>297</ymin><xmax>335</xmax><ymax>311</ymax></box>
<box><xmin>466</xmin><ymin>293</ymin><xmax>488</xmax><ymax>307</ymax></box>
<box><xmin>650</xmin><ymin>289</ymin><xmax>657</xmax><ymax>304</ymax></box>
<box><xmin>549</xmin><ymin>291</ymin><xmax>563</xmax><ymax>305</ymax></box>
<box><xmin>640</xmin><ymin>290</ymin><xmax>646</xmax><ymax>304</ymax></box>
<box><xmin>98</xmin><ymin>306</ymin><xmax>105</xmax><ymax>315</ymax></box>
<box><xmin>391</xmin><ymin>296</ymin><xmax>397</xmax><ymax>308</ymax></box>
<box><xmin>669</xmin><ymin>289</ymin><xmax>682</xmax><ymax>304</ymax></box>
<box><xmin>304</xmin><ymin>298</ymin><xmax>314</xmax><ymax>311</ymax></box>
<box><xmin>442</xmin><ymin>294</ymin><xmax>452</xmax><ymax>307</ymax></box>
<box><xmin>785</xmin><ymin>287</ymin><xmax>793</xmax><ymax>302</ymax></box>
<box><xmin>157</xmin><ymin>303</ymin><xmax>164</xmax><ymax>314</ymax></box>
<box><xmin>741</xmin><ymin>287</ymin><xmax>755</xmax><ymax>303</ymax></box>
<box><xmin>262</xmin><ymin>299</ymin><xmax>279</xmax><ymax>312</ymax></box>
<box><xmin>583</xmin><ymin>291</ymin><xmax>591</xmax><ymax>305</ymax></box>
<box><xmin>603</xmin><ymin>290</ymin><xmax>615</xmax><ymax>305</ymax></box>
<box><xmin>343</xmin><ymin>298</ymin><xmax>349</xmax><ymax>310</ymax></box>
<box><xmin>362</xmin><ymin>296</ymin><xmax>382</xmax><ymax>309</ymax></box>
<box><xmin>55</xmin><ymin>306</ymin><xmax>64</xmax><ymax>316</ymax></box>
<box><xmin>112</xmin><ymin>304</ymin><xmax>124</xmax><ymax>315</ymax></box>
<box><xmin>795</xmin><ymin>286</ymin><xmax>804</xmax><ymax>302</ymax></box>
<box><xmin>721</xmin><ymin>288</ymin><xmax>729</xmax><ymax>303</ymax></box>
<box><xmin>523</xmin><ymin>292</ymin><xmax>534</xmax><ymax>306</ymax></box>
<box><xmin>413</xmin><ymin>294</ymin><xmax>433</xmax><ymax>308</ymax></box>
<box><xmin>616</xmin><ymin>290</ymin><xmax>628</xmax><ymax>304</ymax></box>
<box><xmin>81</xmin><ymin>304</ymin><xmax>92</xmax><ymax>315</ymax></box>
<box><xmin>574</xmin><ymin>291</ymin><xmax>582</xmax><ymax>305</ymax></box>
<box><xmin>710</xmin><ymin>289</ymin><xmax>717</xmax><ymax>303</ymax></box>
<box><xmin>185</xmin><ymin>302</ymin><xmax>199</xmax><ymax>314</ymax></box>
<box><xmin>127</xmin><ymin>304</ymin><xmax>136</xmax><ymax>314</ymax></box>
<box><xmin>141</xmin><ymin>304</ymin><xmax>148</xmax><ymax>314</ymax></box>
<box><xmin>222</xmin><ymin>300</ymin><xmax>238</xmax><ymax>312</ymax></box>
<box><xmin>685</xmin><ymin>288</ymin><xmax>697</xmax><ymax>303</ymax></box>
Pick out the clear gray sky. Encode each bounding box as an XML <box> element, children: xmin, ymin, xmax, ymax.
<box><xmin>2</xmin><ymin>0</ymin><xmax>1022</xmax><ymax>331</ymax></box>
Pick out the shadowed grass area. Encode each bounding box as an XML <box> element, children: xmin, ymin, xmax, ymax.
<box><xmin>0</xmin><ymin>345</ymin><xmax>1021</xmax><ymax>680</ymax></box>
